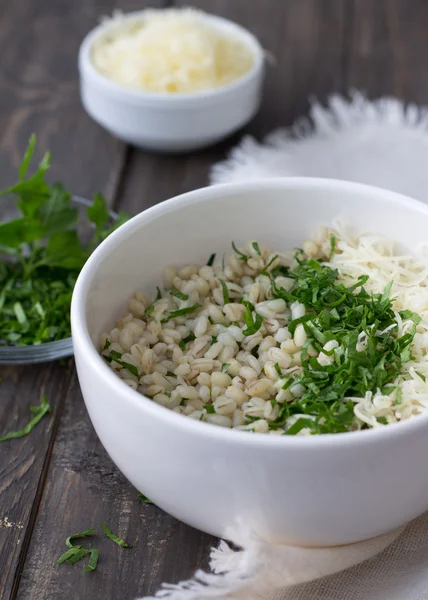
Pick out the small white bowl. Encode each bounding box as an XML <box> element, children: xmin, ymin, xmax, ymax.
<box><xmin>78</xmin><ymin>11</ymin><xmax>265</xmax><ymax>152</ymax></box>
<box><xmin>72</xmin><ymin>178</ymin><xmax>428</xmax><ymax>546</ymax></box>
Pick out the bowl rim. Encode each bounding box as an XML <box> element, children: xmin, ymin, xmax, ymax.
<box><xmin>71</xmin><ymin>177</ymin><xmax>428</xmax><ymax>448</ymax></box>
<box><xmin>78</xmin><ymin>8</ymin><xmax>265</xmax><ymax>105</ymax></box>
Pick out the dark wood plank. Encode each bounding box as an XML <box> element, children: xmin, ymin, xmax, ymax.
<box><xmin>119</xmin><ymin>0</ymin><xmax>349</xmax><ymax>215</ymax></box>
<box><xmin>0</xmin><ymin>0</ymin><xmax>155</xmax><ymax>596</ymax></box>
<box><xmin>348</xmin><ymin>0</ymin><xmax>428</xmax><ymax>101</ymax></box>
<box><xmin>16</xmin><ymin>374</ymin><xmax>216</xmax><ymax>600</ymax></box>
<box><xmin>0</xmin><ymin>361</ymin><xmax>75</xmax><ymax>599</ymax></box>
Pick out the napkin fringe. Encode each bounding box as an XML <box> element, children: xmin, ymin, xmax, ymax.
<box><xmin>211</xmin><ymin>90</ymin><xmax>428</xmax><ymax>185</ymax></box>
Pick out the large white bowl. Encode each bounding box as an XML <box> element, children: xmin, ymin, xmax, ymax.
<box><xmin>71</xmin><ymin>178</ymin><xmax>428</xmax><ymax>546</ymax></box>
<box><xmin>78</xmin><ymin>10</ymin><xmax>265</xmax><ymax>152</ymax></box>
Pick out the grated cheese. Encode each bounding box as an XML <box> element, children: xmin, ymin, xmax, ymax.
<box><xmin>91</xmin><ymin>8</ymin><xmax>255</xmax><ymax>93</ymax></box>
<box><xmin>318</xmin><ymin>222</ymin><xmax>428</xmax><ymax>428</ymax></box>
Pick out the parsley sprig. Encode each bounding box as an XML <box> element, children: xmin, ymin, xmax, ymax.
<box><xmin>0</xmin><ymin>135</ymin><xmax>128</xmax><ymax>346</ymax></box>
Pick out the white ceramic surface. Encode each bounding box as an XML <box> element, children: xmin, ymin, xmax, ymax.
<box><xmin>78</xmin><ymin>11</ymin><xmax>265</xmax><ymax>152</ymax></box>
<box><xmin>71</xmin><ymin>178</ymin><xmax>428</xmax><ymax>546</ymax></box>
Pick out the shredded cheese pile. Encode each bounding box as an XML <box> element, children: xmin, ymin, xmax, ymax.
<box><xmin>319</xmin><ymin>224</ymin><xmax>428</xmax><ymax>428</ymax></box>
<box><xmin>91</xmin><ymin>8</ymin><xmax>255</xmax><ymax>93</ymax></box>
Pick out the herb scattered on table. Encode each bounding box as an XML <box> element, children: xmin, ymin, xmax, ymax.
<box><xmin>103</xmin><ymin>523</ymin><xmax>130</xmax><ymax>548</ymax></box>
<box><xmin>0</xmin><ymin>135</ymin><xmax>128</xmax><ymax>347</ymax></box>
<box><xmin>57</xmin><ymin>528</ymin><xmax>99</xmax><ymax>572</ymax></box>
<box><xmin>138</xmin><ymin>492</ymin><xmax>153</xmax><ymax>504</ymax></box>
<box><xmin>0</xmin><ymin>394</ymin><xmax>51</xmax><ymax>442</ymax></box>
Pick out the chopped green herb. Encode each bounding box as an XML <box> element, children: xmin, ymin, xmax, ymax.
<box><xmin>179</xmin><ymin>333</ymin><xmax>196</xmax><ymax>350</ymax></box>
<box><xmin>103</xmin><ymin>350</ymin><xmax>139</xmax><ymax>377</ymax></box>
<box><xmin>155</xmin><ymin>287</ymin><xmax>162</xmax><ymax>300</ymax></box>
<box><xmin>267</xmin><ymin>256</ymin><xmax>421</xmax><ymax>434</ymax></box>
<box><xmin>207</xmin><ymin>253</ymin><xmax>216</xmax><ymax>266</ymax></box>
<box><xmin>211</xmin><ymin>335</ymin><xmax>218</xmax><ymax>345</ymax></box>
<box><xmin>261</xmin><ymin>254</ymin><xmax>279</xmax><ymax>274</ymax></box>
<box><xmin>58</xmin><ymin>528</ymin><xmax>98</xmax><ymax>571</ymax></box>
<box><xmin>221</xmin><ymin>363</ymin><xmax>230</xmax><ymax>373</ymax></box>
<box><xmin>138</xmin><ymin>493</ymin><xmax>153</xmax><ymax>504</ymax></box>
<box><xmin>396</xmin><ymin>387</ymin><xmax>403</xmax><ymax>405</ymax></box>
<box><xmin>65</xmin><ymin>529</ymin><xmax>96</xmax><ymax>548</ymax></box>
<box><xmin>166</xmin><ymin>371</ymin><xmax>176</xmax><ymax>377</ymax></box>
<box><xmin>377</xmin><ymin>416</ymin><xmax>388</xmax><ymax>425</ymax></box>
<box><xmin>83</xmin><ymin>549</ymin><xmax>99</xmax><ymax>572</ymax></box>
<box><xmin>162</xmin><ymin>305</ymin><xmax>201</xmax><ymax>323</ymax></box>
<box><xmin>0</xmin><ymin>136</ymin><xmax>128</xmax><ymax>347</ymax></box>
<box><xmin>274</xmin><ymin>363</ymin><xmax>282</xmax><ymax>377</ymax></box>
<box><xmin>328</xmin><ymin>234</ymin><xmax>336</xmax><ymax>261</ymax></box>
<box><xmin>252</xmin><ymin>242</ymin><xmax>261</xmax><ymax>256</ymax></box>
<box><xmin>219</xmin><ymin>280</ymin><xmax>229</xmax><ymax>305</ymax></box>
<box><xmin>232</xmin><ymin>241</ymin><xmax>248</xmax><ymax>262</ymax></box>
<box><xmin>416</xmin><ymin>371</ymin><xmax>426</xmax><ymax>382</ymax></box>
<box><xmin>145</xmin><ymin>304</ymin><xmax>155</xmax><ymax>317</ymax></box>
<box><xmin>170</xmin><ymin>288</ymin><xmax>188</xmax><ymax>301</ymax></box>
<box><xmin>241</xmin><ymin>300</ymin><xmax>263</xmax><ymax>336</ymax></box>
<box><xmin>0</xmin><ymin>394</ymin><xmax>51</xmax><ymax>442</ymax></box>
<box><xmin>121</xmin><ymin>362</ymin><xmax>138</xmax><ymax>377</ymax></box>
<box><xmin>205</xmin><ymin>404</ymin><xmax>215</xmax><ymax>414</ymax></box>
<box><xmin>103</xmin><ymin>523</ymin><xmax>129</xmax><ymax>548</ymax></box>
<box><xmin>103</xmin><ymin>338</ymin><xmax>111</xmax><ymax>350</ymax></box>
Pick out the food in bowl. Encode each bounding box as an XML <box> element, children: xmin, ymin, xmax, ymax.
<box><xmin>91</xmin><ymin>8</ymin><xmax>255</xmax><ymax>94</ymax></box>
<box><xmin>100</xmin><ymin>223</ymin><xmax>428</xmax><ymax>436</ymax></box>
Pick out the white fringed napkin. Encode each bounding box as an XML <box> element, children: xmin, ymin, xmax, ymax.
<box><xmin>140</xmin><ymin>92</ymin><xmax>428</xmax><ymax>600</ymax></box>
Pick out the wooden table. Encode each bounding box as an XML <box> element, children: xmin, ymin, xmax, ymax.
<box><xmin>1</xmin><ymin>1</ymin><xmax>428</xmax><ymax>598</ymax></box>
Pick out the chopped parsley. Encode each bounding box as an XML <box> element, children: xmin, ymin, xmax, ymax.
<box><xmin>138</xmin><ymin>492</ymin><xmax>154</xmax><ymax>504</ymax></box>
<box><xmin>57</xmin><ymin>528</ymin><xmax>99</xmax><ymax>572</ymax></box>
<box><xmin>103</xmin><ymin>350</ymin><xmax>138</xmax><ymax>377</ymax></box>
<box><xmin>170</xmin><ymin>288</ymin><xmax>188</xmax><ymax>301</ymax></box>
<box><xmin>162</xmin><ymin>305</ymin><xmax>201</xmax><ymax>323</ymax></box>
<box><xmin>219</xmin><ymin>280</ymin><xmax>229</xmax><ymax>305</ymax></box>
<box><xmin>0</xmin><ymin>394</ymin><xmax>51</xmax><ymax>442</ymax></box>
<box><xmin>267</xmin><ymin>257</ymin><xmax>421</xmax><ymax>434</ymax></box>
<box><xmin>103</xmin><ymin>523</ymin><xmax>129</xmax><ymax>548</ymax></box>
<box><xmin>242</xmin><ymin>300</ymin><xmax>263</xmax><ymax>336</ymax></box>
<box><xmin>232</xmin><ymin>241</ymin><xmax>248</xmax><ymax>262</ymax></box>
<box><xmin>207</xmin><ymin>253</ymin><xmax>216</xmax><ymax>266</ymax></box>
<box><xmin>0</xmin><ymin>135</ymin><xmax>128</xmax><ymax>346</ymax></box>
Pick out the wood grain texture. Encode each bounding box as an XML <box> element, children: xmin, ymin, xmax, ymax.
<box><xmin>15</xmin><ymin>373</ymin><xmax>216</xmax><ymax>600</ymax></box>
<box><xmin>119</xmin><ymin>0</ymin><xmax>349</xmax><ymax>215</ymax></box>
<box><xmin>0</xmin><ymin>0</ymin><xmax>161</xmax><ymax>597</ymax></box>
<box><xmin>3</xmin><ymin>0</ymin><xmax>428</xmax><ymax>598</ymax></box>
<box><xmin>0</xmin><ymin>361</ymin><xmax>75</xmax><ymax>599</ymax></box>
<box><xmin>348</xmin><ymin>0</ymin><xmax>428</xmax><ymax>101</ymax></box>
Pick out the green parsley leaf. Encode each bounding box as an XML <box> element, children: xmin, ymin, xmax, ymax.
<box><xmin>221</xmin><ymin>363</ymin><xmax>230</xmax><ymax>373</ymax></box>
<box><xmin>0</xmin><ymin>395</ymin><xmax>51</xmax><ymax>442</ymax></box>
<box><xmin>252</xmin><ymin>242</ymin><xmax>261</xmax><ymax>256</ymax></box>
<box><xmin>0</xmin><ymin>136</ymin><xmax>128</xmax><ymax>347</ymax></box>
<box><xmin>219</xmin><ymin>280</ymin><xmax>229</xmax><ymax>305</ymax></box>
<box><xmin>207</xmin><ymin>253</ymin><xmax>216</xmax><ymax>266</ymax></box>
<box><xmin>241</xmin><ymin>300</ymin><xmax>263</xmax><ymax>336</ymax></box>
<box><xmin>83</xmin><ymin>549</ymin><xmax>99</xmax><ymax>572</ymax></box>
<box><xmin>103</xmin><ymin>523</ymin><xmax>129</xmax><ymax>548</ymax></box>
<box><xmin>232</xmin><ymin>241</ymin><xmax>248</xmax><ymax>262</ymax></box>
<box><xmin>162</xmin><ymin>305</ymin><xmax>201</xmax><ymax>323</ymax></box>
<box><xmin>170</xmin><ymin>288</ymin><xmax>188</xmax><ymax>301</ymax></box>
<box><xmin>138</xmin><ymin>492</ymin><xmax>154</xmax><ymax>504</ymax></box>
<box><xmin>87</xmin><ymin>192</ymin><xmax>110</xmax><ymax>234</ymax></box>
